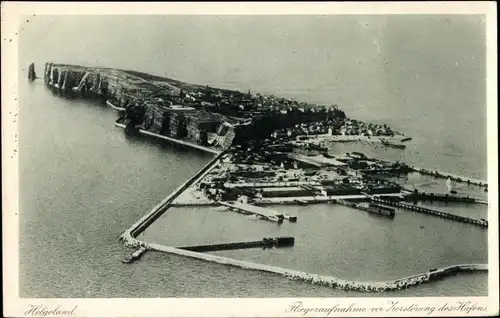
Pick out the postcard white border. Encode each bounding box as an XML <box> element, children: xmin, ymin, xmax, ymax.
<box><xmin>2</xmin><ymin>2</ymin><xmax>498</xmax><ymax>317</ymax></box>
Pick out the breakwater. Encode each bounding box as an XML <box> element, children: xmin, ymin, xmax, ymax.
<box><xmin>178</xmin><ymin>237</ymin><xmax>295</xmax><ymax>252</ymax></box>
<box><xmin>336</xmin><ymin>199</ymin><xmax>395</xmax><ymax>218</ymax></box>
<box><xmin>370</xmin><ymin>197</ymin><xmax>488</xmax><ymax>228</ymax></box>
<box><xmin>410</xmin><ymin>165</ymin><xmax>488</xmax><ymax>187</ymax></box>
<box><xmin>120</xmin><ymin>150</ymin><xmax>225</xmax><ymax>243</ymax></box>
<box><xmin>144</xmin><ymin>242</ymin><xmax>488</xmax><ymax>292</ymax></box>
<box><xmin>218</xmin><ymin>201</ymin><xmax>297</xmax><ymax>223</ymax></box>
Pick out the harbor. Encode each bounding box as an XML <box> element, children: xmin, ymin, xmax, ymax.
<box><xmin>14</xmin><ymin>11</ymin><xmax>494</xmax><ymax>303</ymax></box>
<box><xmin>33</xmin><ymin>61</ymin><xmax>490</xmax><ymax>294</ymax></box>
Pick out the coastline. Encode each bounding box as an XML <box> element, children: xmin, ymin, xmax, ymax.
<box><xmin>119</xmin><ymin>152</ymin><xmax>488</xmax><ymax>293</ymax></box>
<box><xmin>40</xmin><ymin>62</ymin><xmax>488</xmax><ymax>293</ymax></box>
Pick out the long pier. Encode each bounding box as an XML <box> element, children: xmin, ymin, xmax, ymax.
<box><xmin>410</xmin><ymin>165</ymin><xmax>488</xmax><ymax>187</ymax></box>
<box><xmin>178</xmin><ymin>237</ymin><xmax>295</xmax><ymax>252</ymax></box>
<box><xmin>369</xmin><ymin>197</ymin><xmax>488</xmax><ymax>228</ymax></box>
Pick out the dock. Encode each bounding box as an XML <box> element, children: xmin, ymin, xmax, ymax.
<box><xmin>178</xmin><ymin>237</ymin><xmax>295</xmax><ymax>252</ymax></box>
<box><xmin>218</xmin><ymin>201</ymin><xmax>297</xmax><ymax>223</ymax></box>
<box><xmin>369</xmin><ymin>197</ymin><xmax>488</xmax><ymax>228</ymax></box>
<box><xmin>145</xmin><ymin>242</ymin><xmax>488</xmax><ymax>292</ymax></box>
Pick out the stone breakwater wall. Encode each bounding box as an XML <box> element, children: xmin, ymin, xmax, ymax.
<box><xmin>127</xmin><ymin>236</ymin><xmax>487</xmax><ymax>292</ymax></box>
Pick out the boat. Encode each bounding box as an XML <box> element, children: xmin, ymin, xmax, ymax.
<box><xmin>381</xmin><ymin>139</ymin><xmax>406</xmax><ymax>149</ymax></box>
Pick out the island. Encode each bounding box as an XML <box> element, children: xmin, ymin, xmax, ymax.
<box><xmin>38</xmin><ymin>62</ymin><xmax>488</xmax><ymax>292</ymax></box>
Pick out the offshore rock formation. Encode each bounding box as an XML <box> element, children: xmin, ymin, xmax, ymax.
<box><xmin>28</xmin><ymin>62</ymin><xmax>37</xmax><ymax>81</ymax></box>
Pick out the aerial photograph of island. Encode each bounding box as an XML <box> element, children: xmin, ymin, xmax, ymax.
<box><xmin>17</xmin><ymin>14</ymin><xmax>489</xmax><ymax>298</ymax></box>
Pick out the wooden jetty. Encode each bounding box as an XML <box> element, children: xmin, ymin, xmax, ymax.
<box><xmin>218</xmin><ymin>201</ymin><xmax>297</xmax><ymax>223</ymax></box>
<box><xmin>369</xmin><ymin>197</ymin><xmax>488</xmax><ymax>228</ymax></box>
<box><xmin>178</xmin><ymin>237</ymin><xmax>295</xmax><ymax>252</ymax></box>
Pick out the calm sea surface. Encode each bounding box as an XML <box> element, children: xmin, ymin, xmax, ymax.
<box><xmin>18</xmin><ymin>15</ymin><xmax>488</xmax><ymax>297</ymax></box>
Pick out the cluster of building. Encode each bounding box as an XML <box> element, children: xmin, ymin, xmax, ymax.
<box><xmin>189</xmin><ymin>141</ymin><xmax>404</xmax><ymax>204</ymax></box>
<box><xmin>269</xmin><ymin>117</ymin><xmax>399</xmax><ymax>144</ymax></box>
<box><xmin>338</xmin><ymin>118</ymin><xmax>398</xmax><ymax>137</ymax></box>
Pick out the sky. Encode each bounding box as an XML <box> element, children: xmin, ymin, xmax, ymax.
<box><xmin>18</xmin><ymin>14</ymin><xmax>486</xmax><ymax>120</ymax></box>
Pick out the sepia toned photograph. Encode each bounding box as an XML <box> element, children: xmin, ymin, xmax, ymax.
<box><xmin>2</xmin><ymin>2</ymin><xmax>498</xmax><ymax>317</ymax></box>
